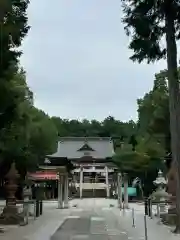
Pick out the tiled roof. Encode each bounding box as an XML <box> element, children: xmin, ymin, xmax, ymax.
<box><xmin>47</xmin><ymin>137</ymin><xmax>115</xmax><ymax>159</ymax></box>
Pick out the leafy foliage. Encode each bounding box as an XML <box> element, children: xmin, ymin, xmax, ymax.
<box><xmin>51</xmin><ymin>116</ymin><xmax>137</xmax><ymax>141</ymax></box>
<box><xmin>0</xmin><ymin>67</ymin><xmax>58</xmax><ymax>178</ymax></box>
<box><xmin>0</xmin><ymin>0</ymin><xmax>30</xmax><ymax>78</ymax></box>
<box><xmin>121</xmin><ymin>0</ymin><xmax>180</xmax><ymax>63</ymax></box>
<box><xmin>137</xmin><ymin>70</ymin><xmax>170</xmax><ymax>152</ymax></box>
<box><xmin>113</xmin><ymin>69</ymin><xmax>169</xmax><ymax>196</ymax></box>
<box><xmin>0</xmin><ymin>0</ymin><xmax>30</xmax><ymax>130</ymax></box>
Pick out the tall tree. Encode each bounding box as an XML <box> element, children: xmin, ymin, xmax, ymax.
<box><xmin>0</xmin><ymin>0</ymin><xmax>30</xmax><ymax>129</ymax></box>
<box><xmin>0</xmin><ymin>0</ymin><xmax>29</xmax><ymax>78</ymax></box>
<box><xmin>0</xmin><ymin>68</ymin><xmax>57</xmax><ymax>180</ymax></box>
<box><xmin>121</xmin><ymin>0</ymin><xmax>180</xmax><ymax>231</ymax></box>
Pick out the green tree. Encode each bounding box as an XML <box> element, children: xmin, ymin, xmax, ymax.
<box><xmin>121</xmin><ymin>0</ymin><xmax>180</xmax><ymax>231</ymax></box>
<box><xmin>28</xmin><ymin>107</ymin><xmax>58</xmax><ymax>166</ymax></box>
<box><xmin>0</xmin><ymin>68</ymin><xmax>58</xmax><ymax>181</ymax></box>
<box><xmin>51</xmin><ymin>116</ymin><xmax>137</xmax><ymax>140</ymax></box>
<box><xmin>0</xmin><ymin>66</ymin><xmax>34</xmax><ymax>179</ymax></box>
<box><xmin>0</xmin><ymin>0</ymin><xmax>30</xmax><ymax>131</ymax></box>
<box><xmin>137</xmin><ymin>70</ymin><xmax>170</xmax><ymax>152</ymax></box>
<box><xmin>0</xmin><ymin>0</ymin><xmax>30</xmax><ymax>78</ymax></box>
<box><xmin>113</xmin><ymin>137</ymin><xmax>164</xmax><ymax>196</ymax></box>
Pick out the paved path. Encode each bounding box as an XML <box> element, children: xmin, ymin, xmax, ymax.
<box><xmin>51</xmin><ymin>199</ymin><xmax>144</xmax><ymax>240</ymax></box>
<box><xmin>51</xmin><ymin>203</ymin><xmax>138</xmax><ymax>240</ymax></box>
<box><xmin>0</xmin><ymin>199</ymin><xmax>180</xmax><ymax>240</ymax></box>
<box><xmin>0</xmin><ymin>201</ymin><xmax>72</xmax><ymax>240</ymax></box>
<box><xmin>51</xmin><ymin>199</ymin><xmax>180</xmax><ymax>240</ymax></box>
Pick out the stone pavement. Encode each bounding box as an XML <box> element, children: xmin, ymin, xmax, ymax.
<box><xmin>112</xmin><ymin>201</ymin><xmax>179</xmax><ymax>240</ymax></box>
<box><xmin>52</xmin><ymin>198</ymin><xmax>129</xmax><ymax>240</ymax></box>
<box><xmin>0</xmin><ymin>199</ymin><xmax>180</xmax><ymax>240</ymax></box>
<box><xmin>0</xmin><ymin>201</ymin><xmax>73</xmax><ymax>240</ymax></box>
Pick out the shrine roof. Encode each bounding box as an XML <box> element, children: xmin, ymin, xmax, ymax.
<box><xmin>46</xmin><ymin>137</ymin><xmax>115</xmax><ymax>160</ymax></box>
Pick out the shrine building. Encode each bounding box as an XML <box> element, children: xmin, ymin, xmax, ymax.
<box><xmin>29</xmin><ymin>137</ymin><xmax>117</xmax><ymax>208</ymax></box>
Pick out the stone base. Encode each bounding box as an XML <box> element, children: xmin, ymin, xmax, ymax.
<box><xmin>161</xmin><ymin>213</ymin><xmax>177</xmax><ymax>226</ymax></box>
<box><xmin>0</xmin><ymin>206</ymin><xmax>24</xmax><ymax>225</ymax></box>
<box><xmin>57</xmin><ymin>206</ymin><xmax>64</xmax><ymax>209</ymax></box>
<box><xmin>168</xmin><ymin>207</ymin><xmax>176</xmax><ymax>214</ymax></box>
<box><xmin>0</xmin><ymin>213</ymin><xmax>24</xmax><ymax>225</ymax></box>
<box><xmin>63</xmin><ymin>204</ymin><xmax>69</xmax><ymax>209</ymax></box>
<box><xmin>123</xmin><ymin>205</ymin><xmax>129</xmax><ymax>209</ymax></box>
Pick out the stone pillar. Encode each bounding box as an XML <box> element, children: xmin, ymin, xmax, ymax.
<box><xmin>117</xmin><ymin>173</ymin><xmax>123</xmax><ymax>208</ymax></box>
<box><xmin>64</xmin><ymin>174</ymin><xmax>69</xmax><ymax>208</ymax></box>
<box><xmin>23</xmin><ymin>186</ymin><xmax>31</xmax><ymax>224</ymax></box>
<box><xmin>123</xmin><ymin>173</ymin><xmax>129</xmax><ymax>209</ymax></box>
<box><xmin>58</xmin><ymin>174</ymin><xmax>63</xmax><ymax>209</ymax></box>
<box><xmin>105</xmin><ymin>166</ymin><xmax>110</xmax><ymax>198</ymax></box>
<box><xmin>80</xmin><ymin>166</ymin><xmax>83</xmax><ymax>199</ymax></box>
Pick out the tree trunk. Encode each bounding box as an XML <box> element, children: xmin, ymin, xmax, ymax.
<box><xmin>165</xmin><ymin>7</ymin><xmax>180</xmax><ymax>233</ymax></box>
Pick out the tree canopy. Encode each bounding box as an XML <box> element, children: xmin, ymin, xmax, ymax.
<box><xmin>113</xmin><ymin>69</ymin><xmax>170</xmax><ymax>196</ymax></box>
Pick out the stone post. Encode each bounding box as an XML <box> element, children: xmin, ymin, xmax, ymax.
<box><xmin>58</xmin><ymin>174</ymin><xmax>63</xmax><ymax>209</ymax></box>
<box><xmin>64</xmin><ymin>174</ymin><xmax>69</xmax><ymax>208</ymax></box>
<box><xmin>105</xmin><ymin>166</ymin><xmax>110</xmax><ymax>198</ymax></box>
<box><xmin>80</xmin><ymin>166</ymin><xmax>83</xmax><ymax>199</ymax></box>
<box><xmin>117</xmin><ymin>173</ymin><xmax>123</xmax><ymax>209</ymax></box>
<box><xmin>123</xmin><ymin>173</ymin><xmax>129</xmax><ymax>209</ymax></box>
<box><xmin>23</xmin><ymin>186</ymin><xmax>31</xmax><ymax>224</ymax></box>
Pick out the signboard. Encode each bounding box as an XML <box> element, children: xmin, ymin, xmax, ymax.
<box><xmin>121</xmin><ymin>187</ymin><xmax>137</xmax><ymax>197</ymax></box>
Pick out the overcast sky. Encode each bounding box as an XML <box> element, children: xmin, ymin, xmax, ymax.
<box><xmin>20</xmin><ymin>0</ymin><xmax>167</xmax><ymax>122</ymax></box>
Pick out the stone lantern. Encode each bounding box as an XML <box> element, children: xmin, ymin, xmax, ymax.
<box><xmin>0</xmin><ymin>162</ymin><xmax>23</xmax><ymax>224</ymax></box>
<box><xmin>152</xmin><ymin>170</ymin><xmax>170</xmax><ymax>215</ymax></box>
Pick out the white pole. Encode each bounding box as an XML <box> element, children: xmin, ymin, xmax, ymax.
<box><xmin>64</xmin><ymin>174</ymin><xmax>69</xmax><ymax>208</ymax></box>
<box><xmin>105</xmin><ymin>166</ymin><xmax>110</xmax><ymax>198</ymax></box>
<box><xmin>144</xmin><ymin>215</ymin><xmax>148</xmax><ymax>240</ymax></box>
<box><xmin>123</xmin><ymin>173</ymin><xmax>129</xmax><ymax>209</ymax></box>
<box><xmin>132</xmin><ymin>208</ymin><xmax>135</xmax><ymax>227</ymax></box>
<box><xmin>58</xmin><ymin>175</ymin><xmax>63</xmax><ymax>208</ymax></box>
<box><xmin>80</xmin><ymin>166</ymin><xmax>83</xmax><ymax>199</ymax></box>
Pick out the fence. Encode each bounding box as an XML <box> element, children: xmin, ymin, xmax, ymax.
<box><xmin>144</xmin><ymin>199</ymin><xmax>171</xmax><ymax>218</ymax></box>
<box><xmin>127</xmin><ymin>200</ymin><xmax>174</xmax><ymax>240</ymax></box>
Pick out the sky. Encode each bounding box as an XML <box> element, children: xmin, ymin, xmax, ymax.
<box><xmin>20</xmin><ymin>0</ymin><xmax>167</xmax><ymax>122</ymax></box>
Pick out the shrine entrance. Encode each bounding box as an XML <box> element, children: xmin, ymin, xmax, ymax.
<box><xmin>72</xmin><ymin>162</ymin><xmax>116</xmax><ymax>198</ymax></box>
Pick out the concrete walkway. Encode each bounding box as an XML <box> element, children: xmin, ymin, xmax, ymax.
<box><xmin>0</xmin><ymin>199</ymin><xmax>180</xmax><ymax>240</ymax></box>
<box><xmin>0</xmin><ymin>201</ymin><xmax>73</xmax><ymax>240</ymax></box>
